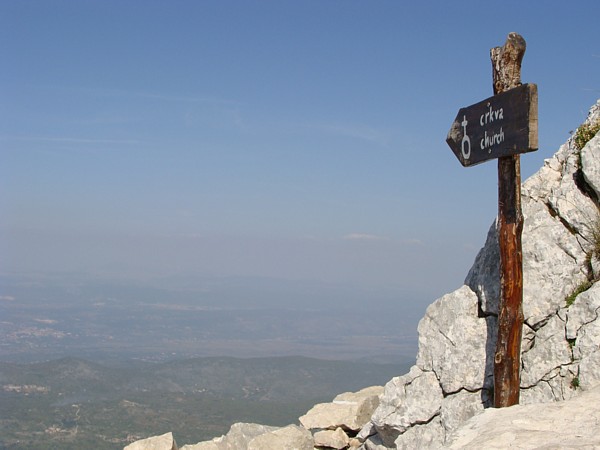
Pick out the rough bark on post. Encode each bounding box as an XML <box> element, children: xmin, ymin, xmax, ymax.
<box><xmin>491</xmin><ymin>32</ymin><xmax>526</xmax><ymax>408</ymax></box>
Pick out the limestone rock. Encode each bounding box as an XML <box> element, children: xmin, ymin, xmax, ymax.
<box><xmin>469</xmin><ymin>136</ymin><xmax>591</xmax><ymax>326</ymax></box>
<box><xmin>464</xmin><ymin>223</ymin><xmax>500</xmax><ymax>317</ymax></box>
<box><xmin>439</xmin><ymin>389</ymin><xmax>489</xmax><ymax>436</ymax></box>
<box><xmin>181</xmin><ymin>423</ymin><xmax>279</xmax><ymax>450</ymax></box>
<box><xmin>124</xmin><ymin>432</ymin><xmax>178</xmax><ymax>450</ymax></box>
<box><xmin>416</xmin><ymin>285</ymin><xmax>494</xmax><ymax>394</ymax></box>
<box><xmin>217</xmin><ymin>423</ymin><xmax>279</xmax><ymax>450</ymax></box>
<box><xmin>348</xmin><ymin>437</ymin><xmax>363</xmax><ymax>449</ymax></box>
<box><xmin>179</xmin><ymin>442</ymin><xmax>219</xmax><ymax>450</ymax></box>
<box><xmin>520</xmin><ymin>313</ymin><xmax>571</xmax><ymax>389</ymax></box>
<box><xmin>444</xmin><ymin>385</ymin><xmax>600</xmax><ymax>449</ymax></box>
<box><xmin>519</xmin><ymin>100</ymin><xmax>600</xmax><ymax>327</ymax></box>
<box><xmin>361</xmin><ymin>434</ymin><xmax>389</xmax><ymax>450</ymax></box>
<box><xmin>247</xmin><ymin>425</ymin><xmax>313</xmax><ymax>450</ymax></box>
<box><xmin>370</xmin><ymin>366</ymin><xmax>442</xmax><ymax>447</ymax></box>
<box><xmin>356</xmin><ymin>420</ymin><xmax>377</xmax><ymax>442</ymax></box>
<box><xmin>313</xmin><ymin>427</ymin><xmax>350</xmax><ymax>449</ymax></box>
<box><xmin>521</xmin><ymin>182</ymin><xmax>589</xmax><ymax>327</ymax></box>
<box><xmin>371</xmin><ymin>286</ymin><xmax>494</xmax><ymax>448</ymax></box>
<box><xmin>388</xmin><ymin>388</ymin><xmax>490</xmax><ymax>449</ymax></box>
<box><xmin>299</xmin><ymin>386</ymin><xmax>383</xmax><ymax>432</ymax></box>
<box><xmin>570</xmin><ymin>283</ymin><xmax>600</xmax><ymax>389</ymax></box>
<box><xmin>581</xmin><ymin>124</ymin><xmax>600</xmax><ymax>199</ymax></box>
<box><xmin>578</xmin><ymin>342</ymin><xmax>600</xmax><ymax>389</ymax></box>
<box><xmin>393</xmin><ymin>416</ymin><xmax>444</xmax><ymax>450</ymax></box>
<box><xmin>565</xmin><ymin>282</ymin><xmax>600</xmax><ymax>341</ymax></box>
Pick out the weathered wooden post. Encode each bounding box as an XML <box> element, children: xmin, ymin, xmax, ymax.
<box><xmin>446</xmin><ymin>32</ymin><xmax>538</xmax><ymax>407</ymax></box>
<box><xmin>492</xmin><ymin>32</ymin><xmax>526</xmax><ymax>408</ymax></box>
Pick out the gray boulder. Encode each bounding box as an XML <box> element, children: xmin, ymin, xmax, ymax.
<box><xmin>313</xmin><ymin>427</ymin><xmax>351</xmax><ymax>449</ymax></box>
<box><xmin>300</xmin><ymin>386</ymin><xmax>383</xmax><ymax>432</ymax></box>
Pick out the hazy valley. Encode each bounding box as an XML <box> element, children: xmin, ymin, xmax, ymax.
<box><xmin>0</xmin><ymin>355</ymin><xmax>411</xmax><ymax>449</ymax></box>
<box><xmin>0</xmin><ymin>272</ymin><xmax>419</xmax><ymax>449</ymax></box>
<box><xmin>0</xmin><ymin>273</ymin><xmax>423</xmax><ymax>364</ymax></box>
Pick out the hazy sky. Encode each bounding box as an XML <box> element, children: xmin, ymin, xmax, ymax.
<box><xmin>1</xmin><ymin>1</ymin><xmax>599</xmax><ymax>304</ymax></box>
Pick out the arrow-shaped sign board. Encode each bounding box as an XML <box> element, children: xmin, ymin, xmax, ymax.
<box><xmin>446</xmin><ymin>83</ymin><xmax>538</xmax><ymax>167</ymax></box>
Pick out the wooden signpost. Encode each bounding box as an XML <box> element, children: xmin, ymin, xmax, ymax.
<box><xmin>446</xmin><ymin>84</ymin><xmax>538</xmax><ymax>167</ymax></box>
<box><xmin>446</xmin><ymin>33</ymin><xmax>538</xmax><ymax>408</ymax></box>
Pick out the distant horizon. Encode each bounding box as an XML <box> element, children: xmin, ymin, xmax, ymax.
<box><xmin>0</xmin><ymin>271</ymin><xmax>423</xmax><ymax>364</ymax></box>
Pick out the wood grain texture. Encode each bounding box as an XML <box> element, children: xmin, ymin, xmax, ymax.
<box><xmin>491</xmin><ymin>33</ymin><xmax>526</xmax><ymax>408</ymax></box>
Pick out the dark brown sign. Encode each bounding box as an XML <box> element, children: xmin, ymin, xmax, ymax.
<box><xmin>446</xmin><ymin>83</ymin><xmax>538</xmax><ymax>167</ymax></box>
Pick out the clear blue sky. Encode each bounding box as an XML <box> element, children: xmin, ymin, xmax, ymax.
<box><xmin>1</xmin><ymin>1</ymin><xmax>599</xmax><ymax>304</ymax></box>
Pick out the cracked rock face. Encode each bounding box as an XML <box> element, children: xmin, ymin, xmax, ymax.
<box><xmin>370</xmin><ymin>366</ymin><xmax>442</xmax><ymax>444</ymax></box>
<box><xmin>363</xmin><ymin>100</ymin><xmax>600</xmax><ymax>449</ymax></box>
<box><xmin>416</xmin><ymin>286</ymin><xmax>495</xmax><ymax>394</ymax></box>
